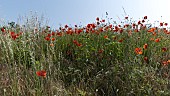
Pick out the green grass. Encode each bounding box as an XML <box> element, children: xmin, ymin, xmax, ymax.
<box><xmin>0</xmin><ymin>15</ymin><xmax>170</xmax><ymax>96</ymax></box>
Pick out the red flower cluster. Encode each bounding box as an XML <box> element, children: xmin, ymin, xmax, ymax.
<box><xmin>10</xmin><ymin>31</ymin><xmax>22</xmax><ymax>40</ymax></box>
<box><xmin>36</xmin><ymin>70</ymin><xmax>47</xmax><ymax>78</ymax></box>
<box><xmin>73</xmin><ymin>40</ymin><xmax>82</xmax><ymax>47</ymax></box>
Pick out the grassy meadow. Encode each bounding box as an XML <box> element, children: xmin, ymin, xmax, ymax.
<box><xmin>0</xmin><ymin>15</ymin><xmax>170</xmax><ymax>96</ymax></box>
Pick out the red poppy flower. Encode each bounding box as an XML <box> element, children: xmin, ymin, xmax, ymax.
<box><xmin>144</xmin><ymin>16</ymin><xmax>147</xmax><ymax>19</ymax></box>
<box><xmin>125</xmin><ymin>16</ymin><xmax>128</xmax><ymax>19</ymax></box>
<box><xmin>47</xmin><ymin>33</ymin><xmax>52</xmax><ymax>37</ymax></box>
<box><xmin>73</xmin><ymin>40</ymin><xmax>78</xmax><ymax>44</ymax></box>
<box><xmin>143</xmin><ymin>44</ymin><xmax>148</xmax><ymax>49</ymax></box>
<box><xmin>118</xmin><ymin>39</ymin><xmax>123</xmax><ymax>42</ymax></box>
<box><xmin>104</xmin><ymin>35</ymin><xmax>108</xmax><ymax>39</ymax></box>
<box><xmin>148</xmin><ymin>28</ymin><xmax>156</xmax><ymax>33</ymax></box>
<box><xmin>160</xmin><ymin>22</ymin><xmax>163</xmax><ymax>26</ymax></box>
<box><xmin>87</xmin><ymin>24</ymin><xmax>91</xmax><ymax>28</ymax></box>
<box><xmin>135</xmin><ymin>48</ymin><xmax>143</xmax><ymax>54</ymax></box>
<box><xmin>52</xmin><ymin>32</ymin><xmax>55</xmax><ymax>36</ymax></box>
<box><xmin>155</xmin><ymin>38</ymin><xmax>160</xmax><ymax>42</ymax></box>
<box><xmin>102</xmin><ymin>19</ymin><xmax>105</xmax><ymax>22</ymax></box>
<box><xmin>96</xmin><ymin>17</ymin><xmax>99</xmax><ymax>21</ymax></box>
<box><xmin>97</xmin><ymin>22</ymin><xmax>100</xmax><ymax>25</ymax></box>
<box><xmin>73</xmin><ymin>40</ymin><xmax>82</xmax><ymax>47</ymax></box>
<box><xmin>134</xmin><ymin>29</ymin><xmax>139</xmax><ymax>32</ymax></box>
<box><xmin>51</xmin><ymin>38</ymin><xmax>55</xmax><ymax>41</ymax></box>
<box><xmin>11</xmin><ymin>34</ymin><xmax>17</xmax><ymax>40</ymax></box>
<box><xmin>57</xmin><ymin>32</ymin><xmax>62</xmax><ymax>36</ymax></box>
<box><xmin>109</xmin><ymin>24</ymin><xmax>112</xmax><ymax>28</ymax></box>
<box><xmin>124</xmin><ymin>24</ymin><xmax>129</xmax><ymax>28</ymax></box>
<box><xmin>36</xmin><ymin>70</ymin><xmax>47</xmax><ymax>77</ymax></box>
<box><xmin>91</xmin><ymin>24</ymin><xmax>96</xmax><ymax>28</ymax></box>
<box><xmin>162</xmin><ymin>47</ymin><xmax>167</xmax><ymax>52</ymax></box>
<box><xmin>76</xmin><ymin>43</ymin><xmax>82</xmax><ymax>47</ymax></box>
<box><xmin>164</xmin><ymin>23</ymin><xmax>168</xmax><ymax>26</ymax></box>
<box><xmin>1</xmin><ymin>28</ymin><xmax>5</xmax><ymax>32</ymax></box>
<box><xmin>45</xmin><ymin>36</ymin><xmax>50</xmax><ymax>41</ymax></box>
<box><xmin>65</xmin><ymin>25</ymin><xmax>68</xmax><ymax>28</ymax></box>
<box><xmin>142</xmin><ymin>20</ymin><xmax>145</xmax><ymax>23</ymax></box>
<box><xmin>162</xmin><ymin>61</ymin><xmax>168</xmax><ymax>66</ymax></box>
<box><xmin>132</xmin><ymin>23</ymin><xmax>136</xmax><ymax>28</ymax></box>
<box><xmin>144</xmin><ymin>57</ymin><xmax>148</xmax><ymax>61</ymax></box>
<box><xmin>98</xmin><ymin>49</ymin><xmax>104</xmax><ymax>54</ymax></box>
<box><xmin>138</xmin><ymin>21</ymin><xmax>141</xmax><ymax>25</ymax></box>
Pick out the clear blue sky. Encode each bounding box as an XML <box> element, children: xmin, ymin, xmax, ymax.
<box><xmin>0</xmin><ymin>0</ymin><xmax>170</xmax><ymax>29</ymax></box>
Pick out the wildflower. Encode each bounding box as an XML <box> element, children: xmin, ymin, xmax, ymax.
<box><xmin>143</xmin><ymin>43</ymin><xmax>148</xmax><ymax>49</ymax></box>
<box><xmin>97</xmin><ymin>22</ymin><xmax>100</xmax><ymax>25</ymax></box>
<box><xmin>96</xmin><ymin>17</ymin><xmax>99</xmax><ymax>21</ymax></box>
<box><xmin>125</xmin><ymin>16</ymin><xmax>128</xmax><ymax>19</ymax></box>
<box><xmin>135</xmin><ymin>48</ymin><xmax>143</xmax><ymax>54</ymax></box>
<box><xmin>10</xmin><ymin>32</ymin><xmax>17</xmax><ymax>40</ymax></box>
<box><xmin>36</xmin><ymin>70</ymin><xmax>47</xmax><ymax>78</ymax></box>
<box><xmin>124</xmin><ymin>24</ymin><xmax>129</xmax><ymax>28</ymax></box>
<box><xmin>73</xmin><ymin>40</ymin><xmax>78</xmax><ymax>44</ymax></box>
<box><xmin>118</xmin><ymin>39</ymin><xmax>123</xmax><ymax>42</ymax></box>
<box><xmin>45</xmin><ymin>36</ymin><xmax>50</xmax><ymax>41</ymax></box>
<box><xmin>162</xmin><ymin>61</ymin><xmax>168</xmax><ymax>66</ymax></box>
<box><xmin>10</xmin><ymin>31</ymin><xmax>15</xmax><ymax>35</ymax></box>
<box><xmin>155</xmin><ymin>38</ymin><xmax>160</xmax><ymax>42</ymax></box>
<box><xmin>144</xmin><ymin>57</ymin><xmax>148</xmax><ymax>62</ymax></box>
<box><xmin>102</xmin><ymin>19</ymin><xmax>105</xmax><ymax>22</ymax></box>
<box><xmin>138</xmin><ymin>21</ymin><xmax>141</xmax><ymax>25</ymax></box>
<box><xmin>73</xmin><ymin>40</ymin><xmax>82</xmax><ymax>47</ymax></box>
<box><xmin>11</xmin><ymin>34</ymin><xmax>17</xmax><ymax>40</ymax></box>
<box><xmin>112</xmin><ymin>36</ymin><xmax>117</xmax><ymax>40</ymax></box>
<box><xmin>119</xmin><ymin>28</ymin><xmax>123</xmax><ymax>33</ymax></box>
<box><xmin>114</xmin><ymin>26</ymin><xmax>119</xmax><ymax>32</ymax></box>
<box><xmin>132</xmin><ymin>23</ymin><xmax>136</xmax><ymax>28</ymax></box>
<box><xmin>152</xmin><ymin>32</ymin><xmax>157</xmax><ymax>36</ymax></box>
<box><xmin>47</xmin><ymin>33</ymin><xmax>52</xmax><ymax>37</ymax></box>
<box><xmin>134</xmin><ymin>29</ymin><xmax>139</xmax><ymax>32</ymax></box>
<box><xmin>109</xmin><ymin>24</ymin><xmax>112</xmax><ymax>28</ymax></box>
<box><xmin>98</xmin><ymin>49</ymin><xmax>104</xmax><ymax>54</ymax></box>
<box><xmin>162</xmin><ymin>47</ymin><xmax>167</xmax><ymax>52</ymax></box>
<box><xmin>91</xmin><ymin>24</ymin><xmax>96</xmax><ymax>28</ymax></box>
<box><xmin>87</xmin><ymin>24</ymin><xmax>91</xmax><ymax>28</ymax></box>
<box><xmin>164</xmin><ymin>23</ymin><xmax>168</xmax><ymax>26</ymax></box>
<box><xmin>144</xmin><ymin>16</ymin><xmax>147</xmax><ymax>19</ymax></box>
<box><xmin>104</xmin><ymin>35</ymin><xmax>108</xmax><ymax>39</ymax></box>
<box><xmin>65</xmin><ymin>25</ymin><xmax>68</xmax><ymax>28</ymax></box>
<box><xmin>99</xmin><ymin>27</ymin><xmax>103</xmax><ymax>32</ymax></box>
<box><xmin>57</xmin><ymin>32</ymin><xmax>62</xmax><ymax>36</ymax></box>
<box><xmin>1</xmin><ymin>27</ymin><xmax>5</xmax><ymax>32</ymax></box>
<box><xmin>51</xmin><ymin>38</ymin><xmax>55</xmax><ymax>41</ymax></box>
<box><xmin>160</xmin><ymin>22</ymin><xmax>163</xmax><ymax>26</ymax></box>
<box><xmin>52</xmin><ymin>32</ymin><xmax>55</xmax><ymax>36</ymax></box>
<box><xmin>76</xmin><ymin>43</ymin><xmax>82</xmax><ymax>47</ymax></box>
<box><xmin>150</xmin><ymin>38</ymin><xmax>154</xmax><ymax>41</ymax></box>
<box><xmin>142</xmin><ymin>20</ymin><xmax>145</xmax><ymax>23</ymax></box>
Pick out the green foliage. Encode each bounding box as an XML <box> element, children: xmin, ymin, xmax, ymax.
<box><xmin>0</xmin><ymin>15</ymin><xmax>170</xmax><ymax>96</ymax></box>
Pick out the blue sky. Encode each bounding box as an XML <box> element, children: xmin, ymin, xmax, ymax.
<box><xmin>0</xmin><ymin>0</ymin><xmax>170</xmax><ymax>29</ymax></box>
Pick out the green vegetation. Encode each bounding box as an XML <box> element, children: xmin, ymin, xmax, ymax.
<box><xmin>0</xmin><ymin>15</ymin><xmax>170</xmax><ymax>96</ymax></box>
